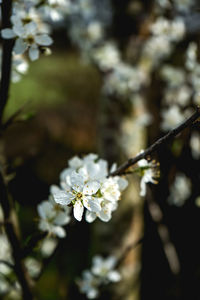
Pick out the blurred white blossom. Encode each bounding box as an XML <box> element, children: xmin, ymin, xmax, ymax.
<box><xmin>168</xmin><ymin>173</ymin><xmax>191</xmax><ymax>206</ymax></box>
<box><xmin>40</xmin><ymin>237</ymin><xmax>58</xmax><ymax>257</ymax></box>
<box><xmin>138</xmin><ymin>158</ymin><xmax>159</xmax><ymax>197</ymax></box>
<box><xmin>190</xmin><ymin>132</ymin><xmax>200</xmax><ymax>160</ymax></box>
<box><xmin>37</xmin><ymin>195</ymin><xmax>71</xmax><ymax>238</ymax></box>
<box><xmin>161</xmin><ymin>105</ymin><xmax>185</xmax><ymax>131</ymax></box>
<box><xmin>77</xmin><ymin>255</ymin><xmax>121</xmax><ymax>299</ymax></box>
<box><xmin>25</xmin><ymin>257</ymin><xmax>41</xmax><ymax>278</ymax></box>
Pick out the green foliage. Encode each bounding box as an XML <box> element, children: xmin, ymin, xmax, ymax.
<box><xmin>4</xmin><ymin>51</ymin><xmax>101</xmax><ymax>120</ymax></box>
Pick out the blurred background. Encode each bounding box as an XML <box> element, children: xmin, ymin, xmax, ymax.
<box><xmin>1</xmin><ymin>0</ymin><xmax>200</xmax><ymax>299</ymax></box>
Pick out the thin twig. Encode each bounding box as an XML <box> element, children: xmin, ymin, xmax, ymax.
<box><xmin>0</xmin><ymin>0</ymin><xmax>14</xmax><ymax>124</ymax></box>
<box><xmin>110</xmin><ymin>107</ymin><xmax>200</xmax><ymax>176</ymax></box>
<box><xmin>147</xmin><ymin>196</ymin><xmax>180</xmax><ymax>275</ymax></box>
<box><xmin>116</xmin><ymin>236</ymin><xmax>144</xmax><ymax>268</ymax></box>
<box><xmin>1</xmin><ymin>100</ymin><xmax>32</xmax><ymax>131</ymax></box>
<box><xmin>0</xmin><ymin>173</ymin><xmax>34</xmax><ymax>299</ymax></box>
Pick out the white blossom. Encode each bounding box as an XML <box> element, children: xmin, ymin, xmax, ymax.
<box><xmin>1</xmin><ymin>5</ymin><xmax>53</xmax><ymax>61</ymax></box>
<box><xmin>52</xmin><ymin>154</ymin><xmax>128</xmax><ymax>222</ymax></box>
<box><xmin>186</xmin><ymin>42</ymin><xmax>197</xmax><ymax>71</ymax></box>
<box><xmin>161</xmin><ymin>65</ymin><xmax>186</xmax><ymax>88</ymax></box>
<box><xmin>77</xmin><ymin>270</ymin><xmax>100</xmax><ymax>299</ymax></box>
<box><xmin>77</xmin><ymin>254</ymin><xmax>121</xmax><ymax>299</ymax></box>
<box><xmin>168</xmin><ymin>173</ymin><xmax>191</xmax><ymax>206</ymax></box>
<box><xmin>92</xmin><ymin>42</ymin><xmax>121</xmax><ymax>71</ymax></box>
<box><xmin>138</xmin><ymin>158</ymin><xmax>159</xmax><ymax>197</ymax></box>
<box><xmin>91</xmin><ymin>255</ymin><xmax>121</xmax><ymax>283</ymax></box>
<box><xmin>151</xmin><ymin>17</ymin><xmax>185</xmax><ymax>42</ymax></box>
<box><xmin>103</xmin><ymin>63</ymin><xmax>146</xmax><ymax>98</ymax></box>
<box><xmin>163</xmin><ymin>86</ymin><xmax>192</xmax><ymax>107</ymax></box>
<box><xmin>40</xmin><ymin>238</ymin><xmax>58</xmax><ymax>257</ymax></box>
<box><xmin>38</xmin><ymin>0</ymin><xmax>71</xmax><ymax>22</ymax></box>
<box><xmin>161</xmin><ymin>105</ymin><xmax>185</xmax><ymax>131</ymax></box>
<box><xmin>190</xmin><ymin>132</ymin><xmax>200</xmax><ymax>160</ymax></box>
<box><xmin>25</xmin><ymin>257</ymin><xmax>41</xmax><ymax>278</ymax></box>
<box><xmin>37</xmin><ymin>196</ymin><xmax>71</xmax><ymax>238</ymax></box>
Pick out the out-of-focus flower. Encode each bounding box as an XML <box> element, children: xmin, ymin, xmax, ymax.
<box><xmin>77</xmin><ymin>270</ymin><xmax>100</xmax><ymax>299</ymax></box>
<box><xmin>25</xmin><ymin>257</ymin><xmax>41</xmax><ymax>278</ymax></box>
<box><xmin>91</xmin><ymin>255</ymin><xmax>121</xmax><ymax>283</ymax></box>
<box><xmin>168</xmin><ymin>173</ymin><xmax>191</xmax><ymax>206</ymax></box>
<box><xmin>92</xmin><ymin>42</ymin><xmax>120</xmax><ymax>71</ymax></box>
<box><xmin>190</xmin><ymin>132</ymin><xmax>200</xmax><ymax>160</ymax></box>
<box><xmin>77</xmin><ymin>255</ymin><xmax>121</xmax><ymax>299</ymax></box>
<box><xmin>161</xmin><ymin>105</ymin><xmax>185</xmax><ymax>131</ymax></box>
<box><xmin>40</xmin><ymin>238</ymin><xmax>58</xmax><ymax>257</ymax></box>
<box><xmin>137</xmin><ymin>158</ymin><xmax>160</xmax><ymax>196</ymax></box>
<box><xmin>173</xmin><ymin>0</ymin><xmax>194</xmax><ymax>12</ymax></box>
<box><xmin>37</xmin><ymin>196</ymin><xmax>71</xmax><ymax>238</ymax></box>
<box><xmin>161</xmin><ymin>65</ymin><xmax>186</xmax><ymax>88</ymax></box>
<box><xmin>103</xmin><ymin>63</ymin><xmax>146</xmax><ymax>98</ymax></box>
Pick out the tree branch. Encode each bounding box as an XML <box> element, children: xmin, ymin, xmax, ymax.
<box><xmin>110</xmin><ymin>107</ymin><xmax>200</xmax><ymax>176</ymax></box>
<box><xmin>0</xmin><ymin>173</ymin><xmax>34</xmax><ymax>299</ymax></box>
<box><xmin>116</xmin><ymin>236</ymin><xmax>144</xmax><ymax>268</ymax></box>
<box><xmin>0</xmin><ymin>0</ymin><xmax>14</xmax><ymax>124</ymax></box>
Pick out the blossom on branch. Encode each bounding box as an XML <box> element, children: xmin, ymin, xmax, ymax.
<box><xmin>137</xmin><ymin>158</ymin><xmax>160</xmax><ymax>197</ymax></box>
<box><xmin>1</xmin><ymin>4</ymin><xmax>53</xmax><ymax>61</ymax></box>
<box><xmin>51</xmin><ymin>154</ymin><xmax>128</xmax><ymax>222</ymax></box>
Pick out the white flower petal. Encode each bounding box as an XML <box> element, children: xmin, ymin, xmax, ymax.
<box><xmin>70</xmin><ymin>171</ymin><xmax>84</xmax><ymax>192</ymax></box>
<box><xmin>68</xmin><ymin>156</ymin><xmax>83</xmax><ymax>169</ymax></box>
<box><xmin>54</xmin><ymin>212</ymin><xmax>71</xmax><ymax>226</ymax></box>
<box><xmin>85</xmin><ymin>211</ymin><xmax>97</xmax><ymax>223</ymax></box>
<box><xmin>87</xmin><ymin>289</ymin><xmax>99</xmax><ymax>299</ymax></box>
<box><xmin>13</xmin><ymin>24</ymin><xmax>25</xmax><ymax>36</ymax></box>
<box><xmin>107</xmin><ymin>270</ymin><xmax>121</xmax><ymax>282</ymax></box>
<box><xmin>1</xmin><ymin>28</ymin><xmax>16</xmax><ymax>39</ymax></box>
<box><xmin>117</xmin><ymin>177</ymin><xmax>128</xmax><ymax>191</ymax></box>
<box><xmin>24</xmin><ymin>21</ymin><xmax>37</xmax><ymax>35</ymax></box>
<box><xmin>50</xmin><ymin>184</ymin><xmax>60</xmax><ymax>194</ymax></box>
<box><xmin>140</xmin><ymin>177</ymin><xmax>146</xmax><ymax>197</ymax></box>
<box><xmin>74</xmin><ymin>200</ymin><xmax>84</xmax><ymax>221</ymax></box>
<box><xmin>83</xmin><ymin>181</ymin><xmax>100</xmax><ymax>195</ymax></box>
<box><xmin>13</xmin><ymin>38</ymin><xmax>27</xmax><ymax>55</ymax></box>
<box><xmin>29</xmin><ymin>45</ymin><xmax>39</xmax><ymax>61</ymax></box>
<box><xmin>53</xmin><ymin>191</ymin><xmax>73</xmax><ymax>205</ymax></box>
<box><xmin>83</xmin><ymin>196</ymin><xmax>101</xmax><ymax>212</ymax></box>
<box><xmin>98</xmin><ymin>210</ymin><xmax>112</xmax><ymax>222</ymax></box>
<box><xmin>52</xmin><ymin>226</ymin><xmax>66</xmax><ymax>238</ymax></box>
<box><xmin>35</xmin><ymin>34</ymin><xmax>53</xmax><ymax>46</ymax></box>
<box><xmin>37</xmin><ymin>201</ymin><xmax>54</xmax><ymax>219</ymax></box>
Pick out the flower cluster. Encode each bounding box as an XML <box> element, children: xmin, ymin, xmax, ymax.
<box><xmin>77</xmin><ymin>255</ymin><xmax>121</xmax><ymax>299</ymax></box>
<box><xmin>158</xmin><ymin>41</ymin><xmax>200</xmax><ymax>162</ymax></box>
<box><xmin>103</xmin><ymin>63</ymin><xmax>146</xmax><ymax>99</ymax></box>
<box><xmin>51</xmin><ymin>154</ymin><xmax>128</xmax><ymax>223</ymax></box>
<box><xmin>1</xmin><ymin>4</ymin><xmax>53</xmax><ymax>61</ymax></box>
